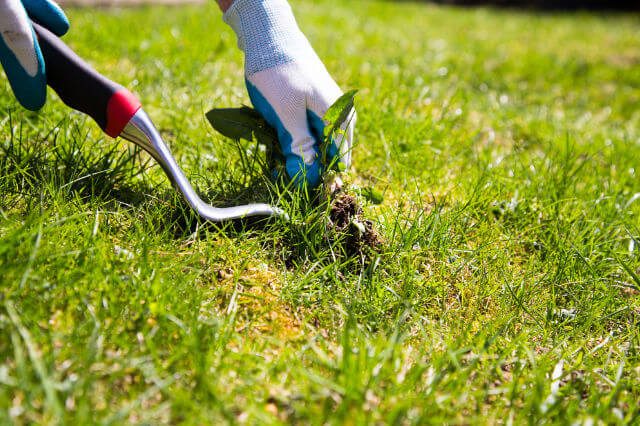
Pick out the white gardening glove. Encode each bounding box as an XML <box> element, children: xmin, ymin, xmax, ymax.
<box><xmin>224</xmin><ymin>0</ymin><xmax>355</xmax><ymax>189</ymax></box>
<box><xmin>0</xmin><ymin>0</ymin><xmax>69</xmax><ymax>110</ymax></box>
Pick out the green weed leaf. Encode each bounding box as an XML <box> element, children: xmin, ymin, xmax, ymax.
<box><xmin>206</xmin><ymin>106</ymin><xmax>285</xmax><ymax>169</ymax></box>
<box><xmin>323</xmin><ymin>89</ymin><xmax>358</xmax><ymax>139</ymax></box>
<box><xmin>320</xmin><ymin>90</ymin><xmax>358</xmax><ymax>170</ymax></box>
<box><xmin>205</xmin><ymin>106</ymin><xmax>278</xmax><ymax>148</ymax></box>
<box><xmin>361</xmin><ymin>186</ymin><xmax>384</xmax><ymax>205</ymax></box>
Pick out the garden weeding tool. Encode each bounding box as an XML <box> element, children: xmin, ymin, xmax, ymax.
<box><xmin>32</xmin><ymin>21</ymin><xmax>283</xmax><ymax>222</ymax></box>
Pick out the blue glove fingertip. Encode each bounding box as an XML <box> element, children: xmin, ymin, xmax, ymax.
<box><xmin>0</xmin><ymin>27</ymin><xmax>47</xmax><ymax>111</ymax></box>
<box><xmin>286</xmin><ymin>157</ymin><xmax>321</xmax><ymax>190</ymax></box>
<box><xmin>22</xmin><ymin>0</ymin><xmax>70</xmax><ymax>36</ymax></box>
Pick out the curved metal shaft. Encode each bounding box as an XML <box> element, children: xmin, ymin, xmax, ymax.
<box><xmin>121</xmin><ymin>109</ymin><xmax>284</xmax><ymax>222</ymax></box>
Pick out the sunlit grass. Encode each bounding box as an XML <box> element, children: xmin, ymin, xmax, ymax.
<box><xmin>0</xmin><ymin>0</ymin><xmax>639</xmax><ymax>423</ymax></box>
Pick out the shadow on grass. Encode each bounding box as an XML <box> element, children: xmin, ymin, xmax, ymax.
<box><xmin>0</xmin><ymin>118</ymin><xmax>279</xmax><ymax>238</ymax></box>
<box><xmin>0</xmin><ymin>116</ymin><xmax>377</xmax><ymax>273</ymax></box>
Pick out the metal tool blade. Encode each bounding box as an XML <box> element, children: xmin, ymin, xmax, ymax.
<box><xmin>121</xmin><ymin>109</ymin><xmax>285</xmax><ymax>222</ymax></box>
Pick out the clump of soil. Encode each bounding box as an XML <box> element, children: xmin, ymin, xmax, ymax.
<box><xmin>327</xmin><ymin>192</ymin><xmax>383</xmax><ymax>259</ymax></box>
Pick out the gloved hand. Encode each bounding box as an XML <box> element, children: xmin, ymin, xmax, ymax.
<box><xmin>224</xmin><ymin>0</ymin><xmax>355</xmax><ymax>189</ymax></box>
<box><xmin>0</xmin><ymin>0</ymin><xmax>69</xmax><ymax>110</ymax></box>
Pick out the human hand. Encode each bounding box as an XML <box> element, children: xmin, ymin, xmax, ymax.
<box><xmin>0</xmin><ymin>0</ymin><xmax>69</xmax><ymax>110</ymax></box>
<box><xmin>224</xmin><ymin>0</ymin><xmax>356</xmax><ymax>189</ymax></box>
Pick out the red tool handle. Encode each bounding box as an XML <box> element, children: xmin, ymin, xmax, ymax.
<box><xmin>32</xmin><ymin>21</ymin><xmax>141</xmax><ymax>138</ymax></box>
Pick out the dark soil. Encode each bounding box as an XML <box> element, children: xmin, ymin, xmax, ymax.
<box><xmin>329</xmin><ymin>193</ymin><xmax>361</xmax><ymax>229</ymax></box>
<box><xmin>328</xmin><ymin>193</ymin><xmax>383</xmax><ymax>259</ymax></box>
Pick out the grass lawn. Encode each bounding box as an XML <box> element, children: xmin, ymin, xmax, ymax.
<box><xmin>2</xmin><ymin>0</ymin><xmax>640</xmax><ymax>423</ymax></box>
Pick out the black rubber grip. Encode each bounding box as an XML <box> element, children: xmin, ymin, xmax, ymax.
<box><xmin>32</xmin><ymin>21</ymin><xmax>127</xmax><ymax>132</ymax></box>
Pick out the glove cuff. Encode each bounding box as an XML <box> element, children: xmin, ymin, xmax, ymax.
<box><xmin>223</xmin><ymin>0</ymin><xmax>310</xmax><ymax>76</ymax></box>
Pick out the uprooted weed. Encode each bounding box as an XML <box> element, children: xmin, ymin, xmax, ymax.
<box><xmin>327</xmin><ymin>191</ymin><xmax>383</xmax><ymax>259</ymax></box>
<box><xmin>205</xmin><ymin>90</ymin><xmax>384</xmax><ymax>266</ymax></box>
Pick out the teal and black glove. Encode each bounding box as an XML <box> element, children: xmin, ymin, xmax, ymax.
<box><xmin>0</xmin><ymin>0</ymin><xmax>69</xmax><ymax>110</ymax></box>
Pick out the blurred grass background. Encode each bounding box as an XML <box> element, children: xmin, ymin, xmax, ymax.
<box><xmin>389</xmin><ymin>0</ymin><xmax>637</xmax><ymax>10</ymax></box>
